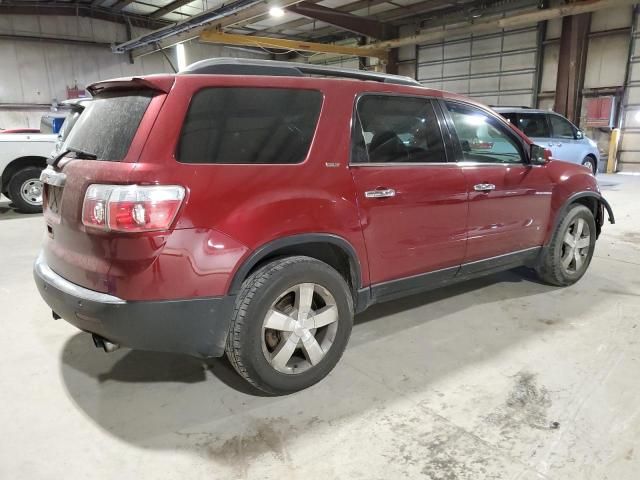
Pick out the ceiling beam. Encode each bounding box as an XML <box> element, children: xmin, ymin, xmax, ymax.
<box><xmin>365</xmin><ymin>0</ymin><xmax>636</xmax><ymax>50</ymax></box>
<box><xmin>292</xmin><ymin>0</ymin><xmax>470</xmax><ymax>40</ymax></box>
<box><xmin>130</xmin><ymin>0</ymin><xmax>308</xmax><ymax>57</ymax></box>
<box><xmin>150</xmin><ymin>0</ymin><xmax>194</xmax><ymax>19</ymax></box>
<box><xmin>285</xmin><ymin>1</ymin><xmax>394</xmax><ymax>39</ymax></box>
<box><xmin>111</xmin><ymin>0</ymin><xmax>138</xmax><ymax>12</ymax></box>
<box><xmin>0</xmin><ymin>3</ymin><xmax>168</xmax><ymax>29</ymax></box>
<box><xmin>199</xmin><ymin>29</ymin><xmax>387</xmax><ymax>59</ymax></box>
<box><xmin>254</xmin><ymin>0</ymin><xmax>389</xmax><ymax>35</ymax></box>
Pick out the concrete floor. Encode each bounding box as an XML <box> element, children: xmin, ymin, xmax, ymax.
<box><xmin>1</xmin><ymin>174</ymin><xmax>639</xmax><ymax>480</ymax></box>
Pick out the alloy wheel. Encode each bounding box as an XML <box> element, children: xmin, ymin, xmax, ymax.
<box><xmin>561</xmin><ymin>218</ymin><xmax>591</xmax><ymax>274</ymax></box>
<box><xmin>261</xmin><ymin>283</ymin><xmax>339</xmax><ymax>374</ymax></box>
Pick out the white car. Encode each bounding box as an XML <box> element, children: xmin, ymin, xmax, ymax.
<box><xmin>0</xmin><ymin>132</ymin><xmax>57</xmax><ymax>213</ymax></box>
<box><xmin>0</xmin><ymin>99</ymin><xmax>90</xmax><ymax>213</ymax></box>
<box><xmin>494</xmin><ymin>107</ymin><xmax>601</xmax><ymax>174</ymax></box>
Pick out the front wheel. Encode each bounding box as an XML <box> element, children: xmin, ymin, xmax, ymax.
<box><xmin>226</xmin><ymin>256</ymin><xmax>353</xmax><ymax>395</ymax></box>
<box><xmin>8</xmin><ymin>167</ymin><xmax>44</xmax><ymax>213</ymax></box>
<box><xmin>536</xmin><ymin>204</ymin><xmax>596</xmax><ymax>286</ymax></box>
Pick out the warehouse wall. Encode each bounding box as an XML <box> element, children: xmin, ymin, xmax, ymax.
<box><xmin>619</xmin><ymin>8</ymin><xmax>640</xmax><ymax>172</ymax></box>
<box><xmin>416</xmin><ymin>25</ymin><xmax>539</xmax><ymax>107</ymax></box>
<box><xmin>0</xmin><ymin>14</ymin><xmax>267</xmax><ymax>129</ymax></box>
<box><xmin>539</xmin><ymin>8</ymin><xmax>633</xmax><ymax>168</ymax></box>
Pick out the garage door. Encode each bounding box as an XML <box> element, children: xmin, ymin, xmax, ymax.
<box><xmin>417</xmin><ymin>26</ymin><xmax>539</xmax><ymax>107</ymax></box>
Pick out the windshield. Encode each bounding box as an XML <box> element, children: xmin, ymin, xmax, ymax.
<box><xmin>63</xmin><ymin>91</ymin><xmax>153</xmax><ymax>161</ymax></box>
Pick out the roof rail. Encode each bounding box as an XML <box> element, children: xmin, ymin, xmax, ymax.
<box><xmin>490</xmin><ymin>105</ymin><xmax>533</xmax><ymax>109</ymax></box>
<box><xmin>180</xmin><ymin>58</ymin><xmax>421</xmax><ymax>87</ymax></box>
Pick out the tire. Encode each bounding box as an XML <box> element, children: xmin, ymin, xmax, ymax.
<box><xmin>536</xmin><ymin>204</ymin><xmax>597</xmax><ymax>286</ymax></box>
<box><xmin>8</xmin><ymin>167</ymin><xmax>44</xmax><ymax>213</ymax></box>
<box><xmin>582</xmin><ymin>156</ymin><xmax>597</xmax><ymax>175</ymax></box>
<box><xmin>226</xmin><ymin>256</ymin><xmax>354</xmax><ymax>395</ymax></box>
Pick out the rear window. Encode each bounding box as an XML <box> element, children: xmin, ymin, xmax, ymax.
<box><xmin>63</xmin><ymin>92</ymin><xmax>153</xmax><ymax>161</ymax></box>
<box><xmin>177</xmin><ymin>88</ymin><xmax>323</xmax><ymax>164</ymax></box>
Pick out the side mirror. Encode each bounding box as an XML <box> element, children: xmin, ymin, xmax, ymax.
<box><xmin>575</xmin><ymin>130</ymin><xmax>584</xmax><ymax>140</ymax></box>
<box><xmin>530</xmin><ymin>144</ymin><xmax>550</xmax><ymax>165</ymax></box>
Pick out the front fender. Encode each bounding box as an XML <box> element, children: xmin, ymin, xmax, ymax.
<box><xmin>547</xmin><ymin>191</ymin><xmax>614</xmax><ymax>245</ymax></box>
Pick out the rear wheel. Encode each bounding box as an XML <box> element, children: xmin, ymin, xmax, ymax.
<box><xmin>536</xmin><ymin>204</ymin><xmax>596</xmax><ymax>286</ymax></box>
<box><xmin>8</xmin><ymin>167</ymin><xmax>44</xmax><ymax>213</ymax></box>
<box><xmin>582</xmin><ymin>156</ymin><xmax>597</xmax><ymax>175</ymax></box>
<box><xmin>226</xmin><ymin>256</ymin><xmax>353</xmax><ymax>395</ymax></box>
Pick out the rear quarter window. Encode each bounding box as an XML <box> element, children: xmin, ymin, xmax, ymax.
<box><xmin>177</xmin><ymin>87</ymin><xmax>323</xmax><ymax>164</ymax></box>
<box><xmin>64</xmin><ymin>91</ymin><xmax>153</xmax><ymax>161</ymax></box>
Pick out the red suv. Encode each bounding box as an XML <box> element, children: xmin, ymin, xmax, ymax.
<box><xmin>34</xmin><ymin>59</ymin><xmax>614</xmax><ymax>394</ymax></box>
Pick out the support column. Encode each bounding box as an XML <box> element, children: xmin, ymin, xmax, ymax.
<box><xmin>386</xmin><ymin>48</ymin><xmax>399</xmax><ymax>75</ymax></box>
<box><xmin>554</xmin><ymin>13</ymin><xmax>591</xmax><ymax>123</ymax></box>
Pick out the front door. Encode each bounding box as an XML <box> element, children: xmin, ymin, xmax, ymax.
<box><xmin>349</xmin><ymin>94</ymin><xmax>468</xmax><ymax>289</ymax></box>
<box><xmin>548</xmin><ymin>113</ymin><xmax>581</xmax><ymax>164</ymax></box>
<box><xmin>442</xmin><ymin>101</ymin><xmax>553</xmax><ymax>263</ymax></box>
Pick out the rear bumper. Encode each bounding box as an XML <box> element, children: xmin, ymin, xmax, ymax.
<box><xmin>33</xmin><ymin>252</ymin><xmax>235</xmax><ymax>358</ymax></box>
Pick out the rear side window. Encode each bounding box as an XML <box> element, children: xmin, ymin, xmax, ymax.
<box><xmin>64</xmin><ymin>92</ymin><xmax>153</xmax><ymax>161</ymax></box>
<box><xmin>352</xmin><ymin>95</ymin><xmax>446</xmax><ymax>164</ymax></box>
<box><xmin>516</xmin><ymin>113</ymin><xmax>550</xmax><ymax>138</ymax></box>
<box><xmin>500</xmin><ymin>112</ymin><xmax>518</xmax><ymax>125</ymax></box>
<box><xmin>177</xmin><ymin>88</ymin><xmax>323</xmax><ymax>164</ymax></box>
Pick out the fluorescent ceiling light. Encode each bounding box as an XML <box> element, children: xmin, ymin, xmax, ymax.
<box><xmin>269</xmin><ymin>6</ymin><xmax>285</xmax><ymax>17</ymax></box>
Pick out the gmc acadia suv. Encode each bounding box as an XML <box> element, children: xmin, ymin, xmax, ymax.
<box><xmin>34</xmin><ymin>58</ymin><xmax>614</xmax><ymax>395</ymax></box>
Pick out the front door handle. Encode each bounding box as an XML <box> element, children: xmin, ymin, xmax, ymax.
<box><xmin>473</xmin><ymin>183</ymin><xmax>496</xmax><ymax>192</ymax></box>
<box><xmin>365</xmin><ymin>188</ymin><xmax>396</xmax><ymax>199</ymax></box>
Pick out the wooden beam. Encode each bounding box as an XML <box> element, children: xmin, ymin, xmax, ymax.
<box><xmin>199</xmin><ymin>30</ymin><xmax>387</xmax><ymax>59</ymax></box>
<box><xmin>364</xmin><ymin>0</ymin><xmax>637</xmax><ymax>50</ymax></box>
<box><xmin>285</xmin><ymin>1</ymin><xmax>394</xmax><ymax>39</ymax></box>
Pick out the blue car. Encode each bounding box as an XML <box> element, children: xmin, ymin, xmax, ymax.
<box><xmin>494</xmin><ymin>107</ymin><xmax>600</xmax><ymax>175</ymax></box>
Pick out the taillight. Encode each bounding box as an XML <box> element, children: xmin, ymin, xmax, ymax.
<box><xmin>82</xmin><ymin>184</ymin><xmax>185</xmax><ymax>232</ymax></box>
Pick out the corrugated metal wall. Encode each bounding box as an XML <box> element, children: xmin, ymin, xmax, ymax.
<box><xmin>0</xmin><ymin>14</ymin><xmax>267</xmax><ymax>128</ymax></box>
<box><xmin>619</xmin><ymin>9</ymin><xmax>640</xmax><ymax>172</ymax></box>
<box><xmin>417</xmin><ymin>26</ymin><xmax>539</xmax><ymax>106</ymax></box>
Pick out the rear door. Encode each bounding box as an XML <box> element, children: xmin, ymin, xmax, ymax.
<box><xmin>442</xmin><ymin>101</ymin><xmax>552</xmax><ymax>263</ymax></box>
<box><xmin>349</xmin><ymin>94</ymin><xmax>468</xmax><ymax>293</ymax></box>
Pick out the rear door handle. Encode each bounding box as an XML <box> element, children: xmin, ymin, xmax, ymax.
<box><xmin>365</xmin><ymin>188</ymin><xmax>396</xmax><ymax>199</ymax></box>
<box><xmin>473</xmin><ymin>183</ymin><xmax>496</xmax><ymax>192</ymax></box>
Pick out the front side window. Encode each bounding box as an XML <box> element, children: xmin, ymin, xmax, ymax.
<box><xmin>549</xmin><ymin>114</ymin><xmax>576</xmax><ymax>139</ymax></box>
<box><xmin>352</xmin><ymin>95</ymin><xmax>446</xmax><ymax>164</ymax></box>
<box><xmin>178</xmin><ymin>88</ymin><xmax>322</xmax><ymax>164</ymax></box>
<box><xmin>445</xmin><ymin>102</ymin><xmax>524</xmax><ymax>164</ymax></box>
<box><xmin>516</xmin><ymin>113</ymin><xmax>551</xmax><ymax>138</ymax></box>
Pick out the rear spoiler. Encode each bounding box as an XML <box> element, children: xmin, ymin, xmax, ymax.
<box><xmin>87</xmin><ymin>75</ymin><xmax>175</xmax><ymax>96</ymax></box>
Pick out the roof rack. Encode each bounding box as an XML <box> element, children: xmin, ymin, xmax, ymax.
<box><xmin>180</xmin><ymin>58</ymin><xmax>421</xmax><ymax>87</ymax></box>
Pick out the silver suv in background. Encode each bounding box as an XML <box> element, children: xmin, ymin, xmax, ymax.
<box><xmin>494</xmin><ymin>107</ymin><xmax>600</xmax><ymax>174</ymax></box>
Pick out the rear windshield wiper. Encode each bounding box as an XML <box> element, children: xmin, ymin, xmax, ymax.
<box><xmin>48</xmin><ymin>147</ymin><xmax>97</xmax><ymax>167</ymax></box>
